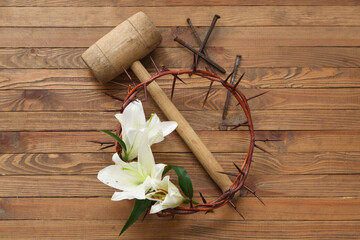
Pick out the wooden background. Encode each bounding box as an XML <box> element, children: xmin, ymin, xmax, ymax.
<box><xmin>0</xmin><ymin>1</ymin><xmax>360</xmax><ymax>239</ymax></box>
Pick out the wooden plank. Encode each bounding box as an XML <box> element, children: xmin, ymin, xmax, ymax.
<box><xmin>0</xmin><ymin>220</ymin><xmax>358</xmax><ymax>240</ymax></box>
<box><xmin>1</xmin><ymin>0</ymin><xmax>360</xmax><ymax>7</ymax></box>
<box><xmin>1</xmin><ymin>47</ymin><xmax>360</xmax><ymax>69</ymax></box>
<box><xmin>0</xmin><ymin>110</ymin><xmax>359</xmax><ymax>131</ymax></box>
<box><xmin>0</xmin><ymin>174</ymin><xmax>359</xmax><ymax>197</ymax></box>
<box><xmin>2</xmin><ymin>27</ymin><xmax>360</xmax><ymax>47</ymax></box>
<box><xmin>0</xmin><ymin>48</ymin><xmax>85</xmax><ymax>69</ymax></box>
<box><xmin>147</xmin><ymin>47</ymin><xmax>360</xmax><ymax>68</ymax></box>
<box><xmin>0</xmin><ymin>88</ymin><xmax>359</xmax><ymax>112</ymax></box>
<box><xmin>1</xmin><ymin>131</ymin><xmax>359</xmax><ymax>154</ymax></box>
<box><xmin>1</xmin><ymin>197</ymin><xmax>359</xmax><ymax>221</ymax></box>
<box><xmin>1</xmin><ymin>68</ymin><xmax>360</xmax><ymax>90</ymax></box>
<box><xmin>0</xmin><ymin>153</ymin><xmax>111</xmax><ymax>175</ymax></box>
<box><xmin>1</xmin><ymin>7</ymin><xmax>360</xmax><ymax>27</ymax></box>
<box><xmin>1</xmin><ymin>152</ymin><xmax>359</xmax><ymax>176</ymax></box>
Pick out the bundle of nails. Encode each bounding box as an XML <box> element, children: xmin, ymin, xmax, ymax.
<box><xmin>94</xmin><ymin>14</ymin><xmax>277</xmax><ymax>218</ymax></box>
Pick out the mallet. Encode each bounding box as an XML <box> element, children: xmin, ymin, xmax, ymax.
<box><xmin>82</xmin><ymin>12</ymin><xmax>233</xmax><ymax>193</ymax></box>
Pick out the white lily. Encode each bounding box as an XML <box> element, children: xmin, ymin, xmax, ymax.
<box><xmin>115</xmin><ymin>99</ymin><xmax>178</xmax><ymax>161</ymax></box>
<box><xmin>146</xmin><ymin>176</ymin><xmax>185</xmax><ymax>214</ymax></box>
<box><xmin>97</xmin><ymin>135</ymin><xmax>166</xmax><ymax>201</ymax></box>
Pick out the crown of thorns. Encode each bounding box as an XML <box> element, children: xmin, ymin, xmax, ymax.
<box><xmin>95</xmin><ymin>15</ymin><xmax>276</xmax><ymax>221</ymax></box>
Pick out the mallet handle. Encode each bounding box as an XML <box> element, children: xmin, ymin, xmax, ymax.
<box><xmin>131</xmin><ymin>60</ymin><xmax>232</xmax><ymax>193</ymax></box>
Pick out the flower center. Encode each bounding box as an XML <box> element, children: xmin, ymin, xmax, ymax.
<box><xmin>150</xmin><ymin>188</ymin><xmax>168</xmax><ymax>201</ymax></box>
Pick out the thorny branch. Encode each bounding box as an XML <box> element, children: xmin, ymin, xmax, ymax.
<box><xmin>110</xmin><ymin>68</ymin><xmax>263</xmax><ymax>217</ymax></box>
<box><xmin>94</xmin><ymin>14</ymin><xmax>275</xmax><ymax>219</ymax></box>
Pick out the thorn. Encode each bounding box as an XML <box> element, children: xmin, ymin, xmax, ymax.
<box><xmin>99</xmin><ymin>144</ymin><xmax>115</xmax><ymax>151</ymax></box>
<box><xmin>104</xmin><ymin>92</ymin><xmax>124</xmax><ymax>102</ymax></box>
<box><xmin>224</xmin><ymin>70</ymin><xmax>234</xmax><ymax>83</ymax></box>
<box><xmin>203</xmin><ymin>80</ymin><xmax>214</xmax><ymax>107</ymax></box>
<box><xmin>233</xmin><ymin>162</ymin><xmax>244</xmax><ymax>175</ymax></box>
<box><xmin>218</xmin><ymin>171</ymin><xmax>239</xmax><ymax>177</ymax></box>
<box><xmin>149</xmin><ymin>56</ymin><xmax>160</xmax><ymax>73</ymax></box>
<box><xmin>199</xmin><ymin>192</ymin><xmax>207</xmax><ymax>204</ymax></box>
<box><xmin>175</xmin><ymin>75</ymin><xmax>186</xmax><ymax>84</ymax></box>
<box><xmin>188</xmin><ymin>184</ymin><xmax>193</xmax><ymax>208</ymax></box>
<box><xmin>254</xmin><ymin>144</ymin><xmax>273</xmax><ymax>156</ymax></box>
<box><xmin>171</xmin><ymin>75</ymin><xmax>177</xmax><ymax>100</ymax></box>
<box><xmin>255</xmin><ymin>138</ymin><xmax>281</xmax><ymax>142</ymax></box>
<box><xmin>122</xmin><ymin>67</ymin><xmax>135</xmax><ymax>86</ymax></box>
<box><xmin>228</xmin><ymin>200</ymin><xmax>245</xmax><ymax>220</ymax></box>
<box><xmin>232</xmin><ymin>72</ymin><xmax>245</xmax><ymax>90</ymax></box>
<box><xmin>88</xmin><ymin>140</ymin><xmax>114</xmax><ymax>145</ymax></box>
<box><xmin>247</xmin><ymin>91</ymin><xmax>269</xmax><ymax>101</ymax></box>
<box><xmin>243</xmin><ymin>185</ymin><xmax>265</xmax><ymax>206</ymax></box>
<box><xmin>230</xmin><ymin>121</ymin><xmax>249</xmax><ymax>130</ymax></box>
<box><xmin>109</xmin><ymin>80</ymin><xmax>128</xmax><ymax>87</ymax></box>
<box><xmin>172</xmin><ymin>214</ymin><xmax>175</xmax><ymax>220</ymax></box>
<box><xmin>189</xmin><ymin>199</ymin><xmax>193</xmax><ymax>208</ymax></box>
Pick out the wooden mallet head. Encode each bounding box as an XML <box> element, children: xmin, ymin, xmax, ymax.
<box><xmin>81</xmin><ymin>12</ymin><xmax>162</xmax><ymax>83</ymax></box>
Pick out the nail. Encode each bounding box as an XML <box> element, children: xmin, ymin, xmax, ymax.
<box><xmin>187</xmin><ymin>17</ymin><xmax>217</xmax><ymax>73</ymax></box>
<box><xmin>174</xmin><ymin>36</ymin><xmax>226</xmax><ymax>73</ymax></box>
<box><xmin>223</xmin><ymin>55</ymin><xmax>242</xmax><ymax>119</ymax></box>
<box><xmin>199</xmin><ymin>14</ymin><xmax>221</xmax><ymax>54</ymax></box>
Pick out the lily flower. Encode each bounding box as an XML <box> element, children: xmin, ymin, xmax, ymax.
<box><xmin>97</xmin><ymin>135</ymin><xmax>166</xmax><ymax>201</ymax></box>
<box><xmin>146</xmin><ymin>176</ymin><xmax>185</xmax><ymax>214</ymax></box>
<box><xmin>115</xmin><ymin>99</ymin><xmax>177</xmax><ymax>161</ymax></box>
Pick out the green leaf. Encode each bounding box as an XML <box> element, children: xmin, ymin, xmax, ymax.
<box><xmin>119</xmin><ymin>199</ymin><xmax>151</xmax><ymax>236</ymax></box>
<box><xmin>162</xmin><ymin>165</ymin><xmax>172</xmax><ymax>177</ymax></box>
<box><xmin>99</xmin><ymin>130</ymin><xmax>127</xmax><ymax>152</ymax></box>
<box><xmin>162</xmin><ymin>165</ymin><xmax>193</xmax><ymax>198</ymax></box>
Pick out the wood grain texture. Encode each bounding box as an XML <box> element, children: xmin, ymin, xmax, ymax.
<box><xmin>2</xmin><ymin>0</ymin><xmax>360</xmax><ymax>7</ymax></box>
<box><xmin>2</xmin><ymin>68</ymin><xmax>360</xmax><ymax>90</ymax></box>
<box><xmin>1</xmin><ymin>109</ymin><xmax>359</xmax><ymax>131</ymax></box>
<box><xmin>0</xmin><ymin>174</ymin><xmax>359</xmax><ymax>197</ymax></box>
<box><xmin>2</xmin><ymin>27</ymin><xmax>360</xmax><ymax>47</ymax></box>
<box><xmin>1</xmin><ymin>2</ymin><xmax>359</xmax><ymax>239</ymax></box>
<box><xmin>1</xmin><ymin>131</ymin><xmax>359</xmax><ymax>154</ymax></box>
<box><xmin>1</xmin><ymin>7</ymin><xmax>360</xmax><ymax>27</ymax></box>
<box><xmin>1</xmin><ymin>47</ymin><xmax>360</xmax><ymax>69</ymax></box>
<box><xmin>1</xmin><ymin>152</ymin><xmax>359</xmax><ymax>176</ymax></box>
<box><xmin>0</xmin><ymin>88</ymin><xmax>359</xmax><ymax>111</ymax></box>
<box><xmin>0</xmin><ymin>220</ymin><xmax>358</xmax><ymax>240</ymax></box>
<box><xmin>1</xmin><ymin>197</ymin><xmax>359</xmax><ymax>221</ymax></box>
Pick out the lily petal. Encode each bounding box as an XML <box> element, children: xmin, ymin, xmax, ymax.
<box><xmin>137</xmin><ymin>141</ymin><xmax>156</xmax><ymax>178</ymax></box>
<box><xmin>122</xmin><ymin>128</ymin><xmax>145</xmax><ymax>161</ymax></box>
<box><xmin>115</xmin><ymin>100</ymin><xmax>146</xmax><ymax>130</ymax></box>
<box><xmin>152</xmin><ymin>163</ymin><xmax>167</xmax><ymax>183</ymax></box>
<box><xmin>97</xmin><ymin>165</ymin><xmax>142</xmax><ymax>191</ymax></box>
<box><xmin>111</xmin><ymin>177</ymin><xmax>153</xmax><ymax>201</ymax></box>
<box><xmin>159</xmin><ymin>121</ymin><xmax>178</xmax><ymax>138</ymax></box>
<box><xmin>149</xmin><ymin>202</ymin><xmax>166</xmax><ymax>214</ymax></box>
<box><xmin>146</xmin><ymin>114</ymin><xmax>163</xmax><ymax>144</ymax></box>
<box><xmin>147</xmin><ymin>176</ymin><xmax>185</xmax><ymax>214</ymax></box>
